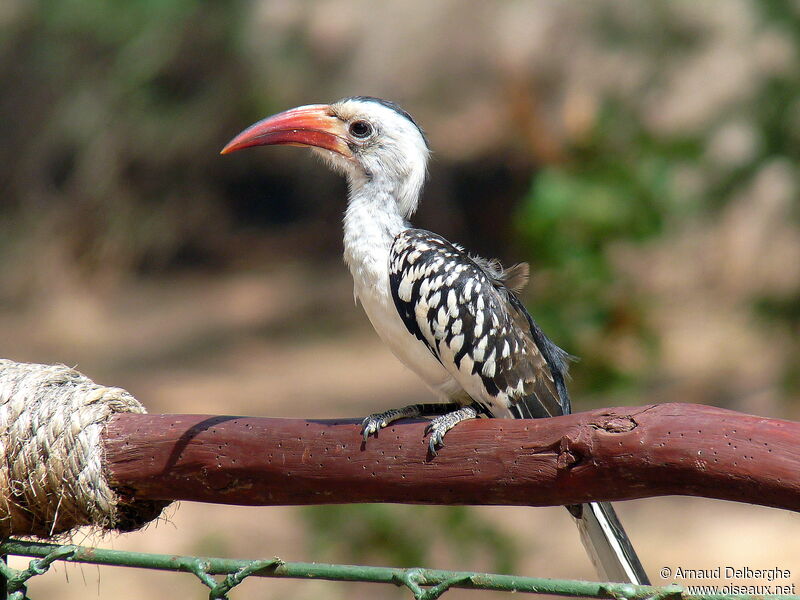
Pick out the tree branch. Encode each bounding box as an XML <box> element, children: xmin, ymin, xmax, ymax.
<box><xmin>103</xmin><ymin>403</ymin><xmax>800</xmax><ymax>511</ymax></box>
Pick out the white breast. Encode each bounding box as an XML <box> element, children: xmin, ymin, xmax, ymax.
<box><xmin>343</xmin><ymin>194</ymin><xmax>457</xmax><ymax>399</ymax></box>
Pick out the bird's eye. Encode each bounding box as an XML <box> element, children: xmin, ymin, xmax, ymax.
<box><xmin>349</xmin><ymin>120</ymin><xmax>372</xmax><ymax>139</ymax></box>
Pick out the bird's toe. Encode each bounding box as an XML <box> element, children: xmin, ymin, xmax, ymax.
<box><xmin>425</xmin><ymin>422</ymin><xmax>448</xmax><ymax>455</ymax></box>
<box><xmin>361</xmin><ymin>413</ymin><xmax>389</xmax><ymax>441</ymax></box>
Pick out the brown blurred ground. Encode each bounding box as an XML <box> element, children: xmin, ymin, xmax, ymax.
<box><xmin>2</xmin><ymin>1</ymin><xmax>800</xmax><ymax>598</ymax></box>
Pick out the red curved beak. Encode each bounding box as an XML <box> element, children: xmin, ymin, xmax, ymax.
<box><xmin>220</xmin><ymin>104</ymin><xmax>351</xmax><ymax>157</ymax></box>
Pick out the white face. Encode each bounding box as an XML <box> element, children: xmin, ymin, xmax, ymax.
<box><xmin>319</xmin><ymin>98</ymin><xmax>430</xmax><ymax>217</ymax></box>
<box><xmin>325</xmin><ymin>98</ymin><xmax>428</xmax><ymax>175</ymax></box>
<box><xmin>221</xmin><ymin>97</ymin><xmax>431</xmax><ymax>218</ymax></box>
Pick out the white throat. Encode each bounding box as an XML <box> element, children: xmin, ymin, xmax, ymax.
<box><xmin>342</xmin><ymin>175</ymin><xmax>408</xmax><ymax>302</ymax></box>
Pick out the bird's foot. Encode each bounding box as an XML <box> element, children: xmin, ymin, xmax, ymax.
<box><xmin>361</xmin><ymin>404</ymin><xmax>424</xmax><ymax>441</ymax></box>
<box><xmin>424</xmin><ymin>405</ymin><xmax>480</xmax><ymax>455</ymax></box>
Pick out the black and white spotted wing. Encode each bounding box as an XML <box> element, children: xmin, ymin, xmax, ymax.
<box><xmin>389</xmin><ymin>228</ymin><xmax>571</xmax><ymax>419</ymax></box>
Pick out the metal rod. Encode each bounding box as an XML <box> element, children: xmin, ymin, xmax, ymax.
<box><xmin>4</xmin><ymin>538</ymin><xmax>795</xmax><ymax>600</ymax></box>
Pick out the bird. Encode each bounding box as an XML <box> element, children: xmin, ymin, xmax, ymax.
<box><xmin>221</xmin><ymin>96</ymin><xmax>650</xmax><ymax>585</ymax></box>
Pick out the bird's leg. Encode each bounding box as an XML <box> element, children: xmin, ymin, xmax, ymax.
<box><xmin>361</xmin><ymin>402</ymin><xmax>462</xmax><ymax>441</ymax></box>
<box><xmin>425</xmin><ymin>403</ymin><xmax>482</xmax><ymax>455</ymax></box>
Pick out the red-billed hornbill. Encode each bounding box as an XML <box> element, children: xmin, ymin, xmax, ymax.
<box><xmin>222</xmin><ymin>96</ymin><xmax>649</xmax><ymax>585</ymax></box>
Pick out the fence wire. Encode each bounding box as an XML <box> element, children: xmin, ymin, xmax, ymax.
<box><xmin>1</xmin><ymin>539</ymin><xmax>798</xmax><ymax>600</ymax></box>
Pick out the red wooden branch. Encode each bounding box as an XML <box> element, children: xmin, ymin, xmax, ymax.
<box><xmin>102</xmin><ymin>403</ymin><xmax>800</xmax><ymax>512</ymax></box>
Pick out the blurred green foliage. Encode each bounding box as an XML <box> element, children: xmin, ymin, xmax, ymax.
<box><xmin>1</xmin><ymin>0</ymin><xmax>251</xmax><ymax>286</ymax></box>
<box><xmin>516</xmin><ymin>103</ymin><xmax>701</xmax><ymax>396</ymax></box>
<box><xmin>516</xmin><ymin>1</ymin><xmax>800</xmax><ymax>401</ymax></box>
<box><xmin>303</xmin><ymin>505</ymin><xmax>516</xmax><ymax>574</ymax></box>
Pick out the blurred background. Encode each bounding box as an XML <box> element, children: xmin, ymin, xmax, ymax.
<box><xmin>2</xmin><ymin>0</ymin><xmax>800</xmax><ymax>598</ymax></box>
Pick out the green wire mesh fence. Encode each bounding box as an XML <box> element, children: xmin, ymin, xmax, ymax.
<box><xmin>5</xmin><ymin>538</ymin><xmax>798</xmax><ymax>600</ymax></box>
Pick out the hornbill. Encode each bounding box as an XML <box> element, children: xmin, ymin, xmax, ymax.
<box><xmin>221</xmin><ymin>96</ymin><xmax>649</xmax><ymax>585</ymax></box>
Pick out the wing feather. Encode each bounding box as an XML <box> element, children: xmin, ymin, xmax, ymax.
<box><xmin>389</xmin><ymin>229</ymin><xmax>571</xmax><ymax>418</ymax></box>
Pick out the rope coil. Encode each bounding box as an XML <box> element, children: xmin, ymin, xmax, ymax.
<box><xmin>0</xmin><ymin>359</ymin><xmax>169</xmax><ymax>538</ymax></box>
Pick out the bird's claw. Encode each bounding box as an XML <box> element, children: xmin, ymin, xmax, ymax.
<box><xmin>425</xmin><ymin>421</ymin><xmax>447</xmax><ymax>456</ymax></box>
<box><xmin>361</xmin><ymin>406</ymin><xmax>419</xmax><ymax>441</ymax></box>
<box><xmin>361</xmin><ymin>414</ymin><xmax>387</xmax><ymax>441</ymax></box>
